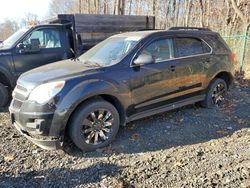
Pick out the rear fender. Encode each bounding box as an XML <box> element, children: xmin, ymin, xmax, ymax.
<box><xmin>203</xmin><ymin>57</ymin><xmax>233</xmax><ymax>89</ymax></box>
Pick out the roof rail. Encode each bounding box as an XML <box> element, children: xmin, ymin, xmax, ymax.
<box><xmin>168</xmin><ymin>27</ymin><xmax>211</xmax><ymax>31</ymax></box>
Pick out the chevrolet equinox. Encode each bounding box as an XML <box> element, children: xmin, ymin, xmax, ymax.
<box><xmin>9</xmin><ymin>27</ymin><xmax>234</xmax><ymax>151</ymax></box>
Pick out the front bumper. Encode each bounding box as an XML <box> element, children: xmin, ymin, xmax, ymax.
<box><xmin>12</xmin><ymin>120</ymin><xmax>62</xmax><ymax>150</ymax></box>
<box><xmin>9</xmin><ymin>83</ymin><xmax>67</xmax><ymax>150</ymax></box>
<box><xmin>9</xmin><ymin>99</ymin><xmax>64</xmax><ymax>150</ymax></box>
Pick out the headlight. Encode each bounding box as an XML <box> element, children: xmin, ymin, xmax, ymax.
<box><xmin>28</xmin><ymin>81</ymin><xmax>65</xmax><ymax>104</ymax></box>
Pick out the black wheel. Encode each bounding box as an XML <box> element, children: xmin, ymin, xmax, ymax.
<box><xmin>69</xmin><ymin>99</ymin><xmax>120</xmax><ymax>151</ymax></box>
<box><xmin>0</xmin><ymin>83</ymin><xmax>9</xmax><ymax>107</ymax></box>
<box><xmin>201</xmin><ymin>78</ymin><xmax>228</xmax><ymax>108</ymax></box>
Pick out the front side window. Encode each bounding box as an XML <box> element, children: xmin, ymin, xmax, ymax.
<box><xmin>175</xmin><ymin>37</ymin><xmax>211</xmax><ymax>58</ymax></box>
<box><xmin>141</xmin><ymin>38</ymin><xmax>174</xmax><ymax>63</ymax></box>
<box><xmin>22</xmin><ymin>28</ymin><xmax>62</xmax><ymax>49</ymax></box>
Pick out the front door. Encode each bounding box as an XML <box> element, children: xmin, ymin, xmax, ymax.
<box><xmin>12</xmin><ymin>27</ymin><xmax>66</xmax><ymax>77</ymax></box>
<box><xmin>128</xmin><ymin>37</ymin><xmax>178</xmax><ymax>112</ymax></box>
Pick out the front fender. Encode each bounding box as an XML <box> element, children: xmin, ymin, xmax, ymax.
<box><xmin>49</xmin><ymin>79</ymin><xmax>129</xmax><ymax>136</ymax></box>
<box><xmin>0</xmin><ymin>64</ymin><xmax>16</xmax><ymax>88</ymax></box>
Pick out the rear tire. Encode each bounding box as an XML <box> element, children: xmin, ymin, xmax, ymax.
<box><xmin>69</xmin><ymin>99</ymin><xmax>120</xmax><ymax>151</ymax></box>
<box><xmin>0</xmin><ymin>83</ymin><xmax>9</xmax><ymax>107</ymax></box>
<box><xmin>201</xmin><ymin>78</ymin><xmax>228</xmax><ymax>108</ymax></box>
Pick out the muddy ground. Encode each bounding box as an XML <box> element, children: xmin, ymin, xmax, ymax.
<box><xmin>0</xmin><ymin>79</ymin><xmax>250</xmax><ymax>188</ymax></box>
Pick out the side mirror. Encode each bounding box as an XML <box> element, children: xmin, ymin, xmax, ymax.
<box><xmin>17</xmin><ymin>43</ymin><xmax>25</xmax><ymax>54</ymax></box>
<box><xmin>133</xmin><ymin>54</ymin><xmax>154</xmax><ymax>66</ymax></box>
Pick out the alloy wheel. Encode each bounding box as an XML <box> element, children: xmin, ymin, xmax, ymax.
<box><xmin>211</xmin><ymin>82</ymin><xmax>226</xmax><ymax>106</ymax></box>
<box><xmin>81</xmin><ymin>109</ymin><xmax>114</xmax><ymax>145</ymax></box>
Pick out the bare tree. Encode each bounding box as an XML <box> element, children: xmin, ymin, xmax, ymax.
<box><xmin>21</xmin><ymin>13</ymin><xmax>39</xmax><ymax>27</ymax></box>
<box><xmin>48</xmin><ymin>0</ymin><xmax>76</xmax><ymax>16</ymax></box>
<box><xmin>0</xmin><ymin>19</ymin><xmax>19</xmax><ymax>40</ymax></box>
<box><xmin>228</xmin><ymin>0</ymin><xmax>250</xmax><ymax>29</ymax></box>
<box><xmin>184</xmin><ymin>0</ymin><xmax>192</xmax><ymax>27</ymax></box>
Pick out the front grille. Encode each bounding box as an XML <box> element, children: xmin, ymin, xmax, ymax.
<box><xmin>16</xmin><ymin>84</ymin><xmax>28</xmax><ymax>92</ymax></box>
<box><xmin>12</xmin><ymin>99</ymin><xmax>23</xmax><ymax>110</ymax></box>
<box><xmin>11</xmin><ymin>84</ymin><xmax>29</xmax><ymax>110</ymax></box>
<box><xmin>13</xmin><ymin>84</ymin><xmax>29</xmax><ymax>100</ymax></box>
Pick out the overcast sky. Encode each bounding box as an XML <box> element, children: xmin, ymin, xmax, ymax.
<box><xmin>0</xmin><ymin>0</ymin><xmax>51</xmax><ymax>23</ymax></box>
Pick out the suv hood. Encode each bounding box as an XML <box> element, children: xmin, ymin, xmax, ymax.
<box><xmin>18</xmin><ymin>59</ymin><xmax>100</xmax><ymax>89</ymax></box>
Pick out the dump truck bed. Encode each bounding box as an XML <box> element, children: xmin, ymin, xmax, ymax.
<box><xmin>49</xmin><ymin>14</ymin><xmax>155</xmax><ymax>54</ymax></box>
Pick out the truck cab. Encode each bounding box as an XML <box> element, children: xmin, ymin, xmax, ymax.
<box><xmin>0</xmin><ymin>14</ymin><xmax>155</xmax><ymax>107</ymax></box>
<box><xmin>1</xmin><ymin>24</ymin><xmax>73</xmax><ymax>78</ymax></box>
<box><xmin>0</xmin><ymin>24</ymin><xmax>74</xmax><ymax>107</ymax></box>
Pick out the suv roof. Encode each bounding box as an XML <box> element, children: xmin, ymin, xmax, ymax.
<box><xmin>113</xmin><ymin>27</ymin><xmax>217</xmax><ymax>38</ymax></box>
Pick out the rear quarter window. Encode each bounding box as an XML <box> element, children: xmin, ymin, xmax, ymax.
<box><xmin>174</xmin><ymin>37</ymin><xmax>211</xmax><ymax>58</ymax></box>
<box><xmin>207</xmin><ymin>35</ymin><xmax>230</xmax><ymax>54</ymax></box>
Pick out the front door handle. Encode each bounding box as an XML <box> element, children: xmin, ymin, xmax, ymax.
<box><xmin>169</xmin><ymin>65</ymin><xmax>175</xmax><ymax>71</ymax></box>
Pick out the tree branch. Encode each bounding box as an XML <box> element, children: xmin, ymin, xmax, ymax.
<box><xmin>229</xmin><ymin>0</ymin><xmax>249</xmax><ymax>25</ymax></box>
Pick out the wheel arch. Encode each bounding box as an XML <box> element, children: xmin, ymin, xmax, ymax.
<box><xmin>0</xmin><ymin>70</ymin><xmax>13</xmax><ymax>88</ymax></box>
<box><xmin>63</xmin><ymin>94</ymin><xmax>126</xmax><ymax>137</ymax></box>
<box><xmin>213</xmin><ymin>71</ymin><xmax>233</xmax><ymax>88</ymax></box>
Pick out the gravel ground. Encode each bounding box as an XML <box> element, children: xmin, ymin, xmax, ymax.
<box><xmin>0</xmin><ymin>79</ymin><xmax>250</xmax><ymax>188</ymax></box>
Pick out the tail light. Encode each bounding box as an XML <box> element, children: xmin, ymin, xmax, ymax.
<box><xmin>229</xmin><ymin>52</ymin><xmax>237</xmax><ymax>64</ymax></box>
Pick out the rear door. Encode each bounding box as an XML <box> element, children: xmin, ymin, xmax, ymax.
<box><xmin>172</xmin><ymin>37</ymin><xmax>212</xmax><ymax>96</ymax></box>
<box><xmin>12</xmin><ymin>27</ymin><xmax>67</xmax><ymax>76</ymax></box>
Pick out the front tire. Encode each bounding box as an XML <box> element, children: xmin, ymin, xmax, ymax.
<box><xmin>0</xmin><ymin>83</ymin><xmax>9</xmax><ymax>107</ymax></box>
<box><xmin>201</xmin><ymin>78</ymin><xmax>228</xmax><ymax>108</ymax></box>
<box><xmin>69</xmin><ymin>99</ymin><xmax>120</xmax><ymax>151</ymax></box>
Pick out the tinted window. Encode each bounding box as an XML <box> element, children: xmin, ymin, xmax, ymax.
<box><xmin>175</xmin><ymin>38</ymin><xmax>211</xmax><ymax>57</ymax></box>
<box><xmin>141</xmin><ymin>38</ymin><xmax>174</xmax><ymax>63</ymax></box>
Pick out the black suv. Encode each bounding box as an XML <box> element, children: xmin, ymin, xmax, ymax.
<box><xmin>9</xmin><ymin>27</ymin><xmax>234</xmax><ymax>151</ymax></box>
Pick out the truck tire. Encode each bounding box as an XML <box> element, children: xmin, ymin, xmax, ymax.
<box><xmin>0</xmin><ymin>83</ymin><xmax>9</xmax><ymax>107</ymax></box>
<box><xmin>69</xmin><ymin>99</ymin><xmax>120</xmax><ymax>151</ymax></box>
<box><xmin>201</xmin><ymin>78</ymin><xmax>228</xmax><ymax>108</ymax></box>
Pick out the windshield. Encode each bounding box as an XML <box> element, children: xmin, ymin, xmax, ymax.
<box><xmin>0</xmin><ymin>28</ymin><xmax>29</xmax><ymax>49</ymax></box>
<box><xmin>79</xmin><ymin>36</ymin><xmax>142</xmax><ymax>67</ymax></box>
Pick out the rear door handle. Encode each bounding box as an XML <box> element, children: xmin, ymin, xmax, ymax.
<box><xmin>169</xmin><ymin>65</ymin><xmax>175</xmax><ymax>71</ymax></box>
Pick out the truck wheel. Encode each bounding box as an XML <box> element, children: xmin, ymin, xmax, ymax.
<box><xmin>0</xmin><ymin>83</ymin><xmax>9</xmax><ymax>107</ymax></box>
<box><xmin>201</xmin><ymin>78</ymin><xmax>228</xmax><ymax>108</ymax></box>
<box><xmin>69</xmin><ymin>99</ymin><xmax>120</xmax><ymax>151</ymax></box>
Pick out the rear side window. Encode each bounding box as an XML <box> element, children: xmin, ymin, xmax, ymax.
<box><xmin>174</xmin><ymin>37</ymin><xmax>211</xmax><ymax>58</ymax></box>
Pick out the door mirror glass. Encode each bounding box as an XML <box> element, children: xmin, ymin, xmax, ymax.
<box><xmin>133</xmin><ymin>54</ymin><xmax>154</xmax><ymax>66</ymax></box>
